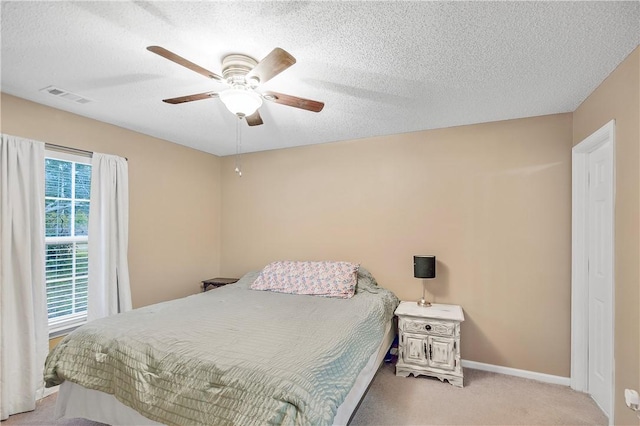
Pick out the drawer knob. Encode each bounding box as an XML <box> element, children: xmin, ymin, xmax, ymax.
<box><xmin>425</xmin><ymin>324</ymin><xmax>431</xmax><ymax>331</ymax></box>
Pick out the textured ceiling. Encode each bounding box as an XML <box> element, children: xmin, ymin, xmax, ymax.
<box><xmin>1</xmin><ymin>1</ymin><xmax>639</xmax><ymax>156</ymax></box>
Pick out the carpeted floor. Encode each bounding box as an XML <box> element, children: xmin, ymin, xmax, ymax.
<box><xmin>2</xmin><ymin>366</ymin><xmax>607</xmax><ymax>425</ymax></box>
<box><xmin>1</xmin><ymin>396</ymin><xmax>102</xmax><ymax>426</ymax></box>
<box><xmin>350</xmin><ymin>364</ymin><xmax>607</xmax><ymax>425</ymax></box>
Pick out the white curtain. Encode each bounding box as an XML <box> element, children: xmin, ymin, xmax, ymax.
<box><xmin>0</xmin><ymin>134</ymin><xmax>48</xmax><ymax>420</ymax></box>
<box><xmin>87</xmin><ymin>153</ymin><xmax>131</xmax><ymax>321</ymax></box>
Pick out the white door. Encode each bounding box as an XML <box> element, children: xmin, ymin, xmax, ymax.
<box><xmin>571</xmin><ymin>120</ymin><xmax>615</xmax><ymax>423</ymax></box>
<box><xmin>587</xmin><ymin>141</ymin><xmax>613</xmax><ymax>416</ymax></box>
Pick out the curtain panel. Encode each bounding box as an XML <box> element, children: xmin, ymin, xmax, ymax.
<box><xmin>0</xmin><ymin>134</ymin><xmax>48</xmax><ymax>420</ymax></box>
<box><xmin>87</xmin><ymin>153</ymin><xmax>131</xmax><ymax>321</ymax></box>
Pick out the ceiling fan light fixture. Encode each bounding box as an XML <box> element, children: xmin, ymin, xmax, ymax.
<box><xmin>219</xmin><ymin>87</ymin><xmax>263</xmax><ymax>117</ymax></box>
<box><xmin>246</xmin><ymin>76</ymin><xmax>260</xmax><ymax>87</ymax></box>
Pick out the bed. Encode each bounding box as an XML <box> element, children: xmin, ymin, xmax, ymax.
<box><xmin>44</xmin><ymin>264</ymin><xmax>399</xmax><ymax>426</ymax></box>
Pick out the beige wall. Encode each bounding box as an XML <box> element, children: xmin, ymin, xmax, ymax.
<box><xmin>48</xmin><ymin>336</ymin><xmax>64</xmax><ymax>351</ymax></box>
<box><xmin>221</xmin><ymin>113</ymin><xmax>574</xmax><ymax>377</ymax></box>
<box><xmin>573</xmin><ymin>47</ymin><xmax>640</xmax><ymax>426</ymax></box>
<box><xmin>1</xmin><ymin>93</ymin><xmax>223</xmax><ymax>308</ymax></box>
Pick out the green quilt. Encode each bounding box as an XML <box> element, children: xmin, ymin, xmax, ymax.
<box><xmin>44</xmin><ymin>269</ymin><xmax>398</xmax><ymax>425</ymax></box>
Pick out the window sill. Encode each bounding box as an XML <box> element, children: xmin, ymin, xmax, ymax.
<box><xmin>49</xmin><ymin>314</ymin><xmax>87</xmax><ymax>338</ymax></box>
<box><xmin>49</xmin><ymin>324</ymin><xmax>85</xmax><ymax>339</ymax></box>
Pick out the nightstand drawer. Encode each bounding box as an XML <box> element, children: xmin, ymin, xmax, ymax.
<box><xmin>401</xmin><ymin>317</ymin><xmax>455</xmax><ymax>337</ymax></box>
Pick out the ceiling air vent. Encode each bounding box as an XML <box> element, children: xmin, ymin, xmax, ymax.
<box><xmin>40</xmin><ymin>86</ymin><xmax>92</xmax><ymax>104</ymax></box>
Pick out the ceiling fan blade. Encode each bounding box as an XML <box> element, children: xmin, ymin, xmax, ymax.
<box><xmin>246</xmin><ymin>48</ymin><xmax>296</xmax><ymax>85</ymax></box>
<box><xmin>263</xmin><ymin>91</ymin><xmax>324</xmax><ymax>112</ymax></box>
<box><xmin>245</xmin><ymin>110</ymin><xmax>263</xmax><ymax>126</ymax></box>
<box><xmin>147</xmin><ymin>46</ymin><xmax>224</xmax><ymax>82</ymax></box>
<box><xmin>162</xmin><ymin>91</ymin><xmax>219</xmax><ymax>104</ymax></box>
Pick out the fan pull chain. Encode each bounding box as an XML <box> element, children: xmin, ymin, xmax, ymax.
<box><xmin>234</xmin><ymin>115</ymin><xmax>242</xmax><ymax>177</ymax></box>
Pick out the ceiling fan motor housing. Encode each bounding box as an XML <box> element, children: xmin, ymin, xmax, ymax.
<box><xmin>222</xmin><ymin>54</ymin><xmax>259</xmax><ymax>87</ymax></box>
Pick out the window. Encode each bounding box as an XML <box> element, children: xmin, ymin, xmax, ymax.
<box><xmin>45</xmin><ymin>151</ymin><xmax>91</xmax><ymax>335</ymax></box>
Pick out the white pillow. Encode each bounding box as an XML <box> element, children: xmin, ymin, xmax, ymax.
<box><xmin>251</xmin><ymin>261</ymin><xmax>360</xmax><ymax>299</ymax></box>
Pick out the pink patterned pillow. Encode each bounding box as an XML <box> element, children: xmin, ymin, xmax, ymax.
<box><xmin>251</xmin><ymin>261</ymin><xmax>360</xmax><ymax>299</ymax></box>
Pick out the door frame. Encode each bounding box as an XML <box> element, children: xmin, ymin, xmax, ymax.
<box><xmin>570</xmin><ymin>119</ymin><xmax>615</xmax><ymax>422</ymax></box>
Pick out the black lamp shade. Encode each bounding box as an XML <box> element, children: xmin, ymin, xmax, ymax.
<box><xmin>414</xmin><ymin>255</ymin><xmax>436</xmax><ymax>279</ymax></box>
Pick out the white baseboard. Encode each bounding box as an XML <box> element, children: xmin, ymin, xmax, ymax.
<box><xmin>39</xmin><ymin>385</ymin><xmax>58</xmax><ymax>399</ymax></box>
<box><xmin>44</xmin><ymin>386</ymin><xmax>58</xmax><ymax>397</ymax></box>
<box><xmin>461</xmin><ymin>359</ymin><xmax>571</xmax><ymax>386</ymax></box>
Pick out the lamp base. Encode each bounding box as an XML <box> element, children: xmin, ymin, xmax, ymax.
<box><xmin>417</xmin><ymin>298</ymin><xmax>431</xmax><ymax>307</ymax></box>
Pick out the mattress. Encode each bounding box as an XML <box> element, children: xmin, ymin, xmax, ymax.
<box><xmin>45</xmin><ymin>268</ymin><xmax>399</xmax><ymax>425</ymax></box>
<box><xmin>54</xmin><ymin>320</ymin><xmax>394</xmax><ymax>426</ymax></box>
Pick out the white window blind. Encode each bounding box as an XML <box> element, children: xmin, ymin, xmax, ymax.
<box><xmin>45</xmin><ymin>151</ymin><xmax>91</xmax><ymax>335</ymax></box>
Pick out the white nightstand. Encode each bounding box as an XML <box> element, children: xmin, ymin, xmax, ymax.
<box><xmin>394</xmin><ymin>301</ymin><xmax>465</xmax><ymax>387</ymax></box>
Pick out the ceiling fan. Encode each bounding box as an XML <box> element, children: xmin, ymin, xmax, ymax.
<box><xmin>147</xmin><ymin>46</ymin><xmax>324</xmax><ymax>126</ymax></box>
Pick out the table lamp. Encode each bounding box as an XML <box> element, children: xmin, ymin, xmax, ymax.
<box><xmin>414</xmin><ymin>255</ymin><xmax>436</xmax><ymax>307</ymax></box>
